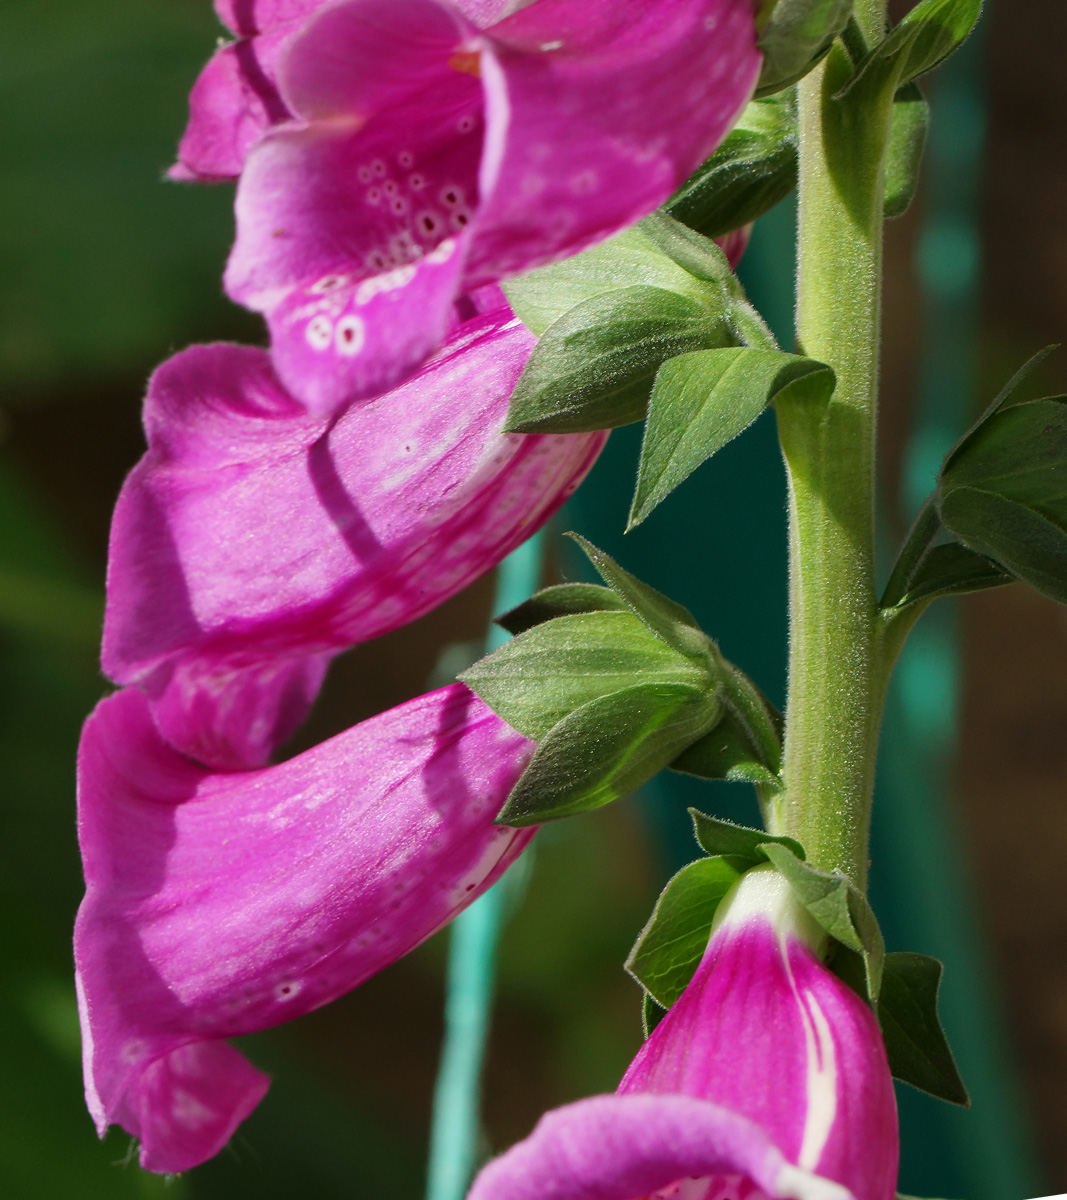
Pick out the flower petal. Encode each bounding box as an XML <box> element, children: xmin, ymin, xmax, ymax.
<box><xmin>620</xmin><ymin>880</ymin><xmax>898</xmax><ymax>1200</ymax></box>
<box><xmin>467</xmin><ymin>0</ymin><xmax>762</xmax><ymax>283</ymax></box>
<box><xmin>76</xmin><ymin>683</ymin><xmax>534</xmax><ymax>1172</ymax></box>
<box><xmin>173</xmin><ymin>32</ymin><xmax>296</xmax><ymax>181</ymax></box>
<box><xmin>144</xmin><ymin>653</ymin><xmax>332</xmax><ymax>775</ymax></box>
<box><xmin>102</xmin><ymin>315</ymin><xmax>604</xmax><ymax>768</ymax></box>
<box><xmin>466</xmin><ymin>1093</ymin><xmax>854</xmax><ymax>1200</ymax></box>
<box><xmin>174</xmin><ymin>0</ymin><xmax>331</xmax><ymax>180</ymax></box>
<box><xmin>94</xmin><ymin>1038</ymin><xmax>270</xmax><ymax>1176</ymax></box>
<box><xmin>215</xmin><ymin>0</ymin><xmax>325</xmax><ymax>37</ymax></box>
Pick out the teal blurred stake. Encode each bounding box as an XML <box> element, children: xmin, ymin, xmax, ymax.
<box><xmin>425</xmin><ymin>532</ymin><xmax>544</xmax><ymax>1200</ymax></box>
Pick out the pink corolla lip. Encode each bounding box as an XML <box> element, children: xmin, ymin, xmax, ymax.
<box><xmin>205</xmin><ymin>0</ymin><xmax>761</xmax><ymax>412</ymax></box>
<box><xmin>102</xmin><ymin>302</ymin><xmax>605</xmax><ymax>770</ymax></box>
<box><xmin>466</xmin><ymin>1094</ymin><xmax>854</xmax><ymax>1200</ymax></box>
<box><xmin>468</xmin><ymin>865</ymin><xmax>898</xmax><ymax>1200</ymax></box>
<box><xmin>75</xmin><ymin>682</ymin><xmax>535</xmax><ymax>1174</ymax></box>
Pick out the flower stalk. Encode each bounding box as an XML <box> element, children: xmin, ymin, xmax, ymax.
<box><xmin>770</xmin><ymin>2</ymin><xmax>891</xmax><ymax>887</ymax></box>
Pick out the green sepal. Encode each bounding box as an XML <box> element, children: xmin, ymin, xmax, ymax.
<box><xmin>630</xmin><ymin>348</ymin><xmax>835</xmax><ymax>527</ymax></box>
<box><xmin>638</xmin><ymin>212</ymin><xmax>779</xmax><ymax>351</ymax></box>
<box><xmin>626</xmin><ymin>855</ymin><xmax>745</xmax><ymax>1009</ymax></box>
<box><xmin>843</xmin><ymin>0</ymin><xmax>983</xmax><ymax>99</ymax></box>
<box><xmin>670</xmin><ymin>707</ymin><xmax>780</xmax><ymax>788</ymax></box>
<box><xmin>880</xmin><ymin>497</ymin><xmax>1012</xmax><ymax>615</ymax></box>
<box><xmin>884</xmin><ymin>82</ymin><xmax>928</xmax><ymax>218</ymax></box>
<box><xmin>502</xmin><ymin>225</ymin><xmax>721</xmax><ymax>337</ymax></box>
<box><xmin>567</xmin><ymin>535</ymin><xmax>712</xmax><ymax>664</ymax></box>
<box><xmin>760</xmin><ymin>844</ymin><xmax>885</xmax><ymax>1001</ymax></box>
<box><xmin>504</xmin><ymin>286</ymin><xmax>730</xmax><ymax>434</ymax></box>
<box><xmin>460</xmin><ymin>610</ymin><xmax>709</xmax><ymax>741</ymax></box>
<box><xmin>689</xmin><ymin>811</ymin><xmax>804</xmax><ymax>865</ymax></box>
<box><xmin>495</xmin><ymin>583</ymin><xmax>626</xmax><ymax>637</ymax></box>
<box><xmin>879</xmin><ymin>951</ymin><xmax>970</xmax><ymax>1106</ymax></box>
<box><xmin>754</xmin><ymin>0</ymin><xmax>853</xmax><ymax>98</ymax></box>
<box><xmin>642</xmin><ymin>990</ymin><xmax>668</xmax><ymax>1037</ymax></box>
<box><xmin>496</xmin><ymin>682</ymin><xmax>721</xmax><ymax>826</ymax></box>
<box><xmin>667</xmin><ymin>94</ymin><xmax>798</xmax><ymax>239</ymax></box>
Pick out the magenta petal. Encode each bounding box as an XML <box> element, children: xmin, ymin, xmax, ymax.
<box><xmin>215</xmin><ymin>0</ymin><xmax>326</xmax><ymax>37</ymax></box>
<box><xmin>466</xmin><ymin>0</ymin><xmax>762</xmax><ymax>282</ymax></box>
<box><xmin>278</xmin><ymin>0</ymin><xmax>470</xmax><ymax>121</ymax></box>
<box><xmin>102</xmin><ymin>318</ymin><xmax>604</xmax><ymax>769</ymax></box>
<box><xmin>262</xmin><ymin>233</ymin><xmax>471</xmax><ymax>415</ymax></box>
<box><xmin>99</xmin><ymin>1040</ymin><xmax>270</xmax><ymax>1175</ymax></box>
<box><xmin>716</xmin><ymin>224</ymin><xmax>752</xmax><ymax>269</ymax></box>
<box><xmin>176</xmin><ymin>0</ymin><xmax>332</xmax><ymax>181</ymax></box>
<box><xmin>145</xmin><ymin>653</ymin><xmax>331</xmax><ymax>773</ymax></box>
<box><xmin>174</xmin><ymin>33</ymin><xmax>295</xmax><ymax>181</ymax></box>
<box><xmin>76</xmin><ymin>683</ymin><xmax>534</xmax><ymax>1172</ymax></box>
<box><xmin>466</xmin><ymin>1094</ymin><xmax>854</xmax><ymax>1200</ymax></box>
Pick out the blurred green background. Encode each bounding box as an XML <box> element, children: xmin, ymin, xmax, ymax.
<box><xmin>3</xmin><ymin>0</ymin><xmax>1067</xmax><ymax>1196</ymax></box>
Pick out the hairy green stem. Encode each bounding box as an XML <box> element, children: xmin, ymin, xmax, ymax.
<box><xmin>768</xmin><ymin>21</ymin><xmax>891</xmax><ymax>887</ymax></box>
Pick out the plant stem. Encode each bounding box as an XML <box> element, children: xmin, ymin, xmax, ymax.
<box><xmin>768</xmin><ymin>21</ymin><xmax>890</xmax><ymax>888</ymax></box>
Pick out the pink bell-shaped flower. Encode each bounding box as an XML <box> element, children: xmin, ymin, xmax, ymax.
<box><xmin>179</xmin><ymin>0</ymin><xmax>761</xmax><ymax>412</ymax></box>
<box><xmin>102</xmin><ymin>300</ymin><xmax>604</xmax><ymax>770</ymax></box>
<box><xmin>75</xmin><ymin>683</ymin><xmax>535</xmax><ymax>1174</ymax></box>
<box><xmin>468</xmin><ymin>864</ymin><xmax>899</xmax><ymax>1200</ymax></box>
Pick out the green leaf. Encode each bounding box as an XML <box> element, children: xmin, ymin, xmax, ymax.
<box><xmin>495</xmin><ymin>583</ymin><xmax>627</xmax><ymax>637</ymax></box>
<box><xmin>626</xmin><ymin>856</ymin><xmax>744</xmax><ymax>1008</ymax></box>
<box><xmin>879</xmin><ymin>952</ymin><xmax>970</xmax><ymax>1106</ymax></box>
<box><xmin>846</xmin><ymin>0</ymin><xmax>983</xmax><ymax>98</ymax></box>
<box><xmin>883</xmin><ymin>541</ymin><xmax>1012</xmax><ymax>612</ymax></box>
<box><xmin>755</xmin><ymin>0</ymin><xmax>853</xmax><ymax>97</ymax></box>
<box><xmin>502</xmin><ymin>225</ymin><xmax>721</xmax><ymax>337</ymax></box>
<box><xmin>497</xmin><ymin>683</ymin><xmax>720</xmax><ymax>825</ymax></box>
<box><xmin>567</xmin><ymin>535</ymin><xmax>713</xmax><ymax>664</ymax></box>
<box><xmin>940</xmin><ymin>486</ymin><xmax>1067</xmax><ymax>605</ymax></box>
<box><xmin>938</xmin><ymin>394</ymin><xmax>1067</xmax><ymax>604</ymax></box>
<box><xmin>670</xmin><ymin>708</ymin><xmax>780</xmax><ymax>787</ymax></box>
<box><xmin>461</xmin><ymin>610</ymin><xmax>708</xmax><ymax>740</ymax></box>
<box><xmin>667</xmin><ymin>94</ymin><xmax>798</xmax><ymax>239</ymax></box>
<box><xmin>884</xmin><ymin>83</ymin><xmax>928</xmax><ymax>218</ymax></box>
<box><xmin>760</xmin><ymin>844</ymin><xmax>885</xmax><ymax>1001</ymax></box>
<box><xmin>880</xmin><ymin>496</ymin><xmax>1012</xmax><ymax>614</ymax></box>
<box><xmin>630</xmin><ymin>349</ymin><xmax>835</xmax><ymax>527</ymax></box>
<box><xmin>689</xmin><ymin>811</ymin><xmax>804</xmax><ymax>864</ymax></box>
<box><xmin>504</xmin><ymin>286</ymin><xmax>729</xmax><ymax>434</ymax></box>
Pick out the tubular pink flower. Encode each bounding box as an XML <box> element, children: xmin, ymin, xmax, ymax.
<box><xmin>102</xmin><ymin>303</ymin><xmax>604</xmax><ymax>770</ymax></box>
<box><xmin>75</xmin><ymin>683</ymin><xmax>535</xmax><ymax>1175</ymax></box>
<box><xmin>468</xmin><ymin>865</ymin><xmax>898</xmax><ymax>1200</ymax></box>
<box><xmin>206</xmin><ymin>0</ymin><xmax>761</xmax><ymax>412</ymax></box>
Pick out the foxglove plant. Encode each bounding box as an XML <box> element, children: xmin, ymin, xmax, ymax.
<box><xmin>178</xmin><ymin>0</ymin><xmax>762</xmax><ymax>411</ymax></box>
<box><xmin>72</xmin><ymin>0</ymin><xmax>1060</xmax><ymax>1191</ymax></box>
